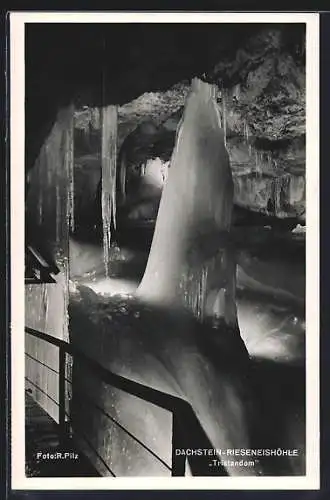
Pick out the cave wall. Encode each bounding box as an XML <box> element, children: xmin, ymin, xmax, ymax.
<box><xmin>25</xmin><ymin>107</ymin><xmax>73</xmax><ymax>420</ymax></box>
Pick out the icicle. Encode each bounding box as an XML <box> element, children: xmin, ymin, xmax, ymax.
<box><xmin>267</xmin><ymin>152</ymin><xmax>271</xmax><ymax>167</ymax></box>
<box><xmin>200</xmin><ymin>266</ymin><xmax>208</xmax><ymax>321</ymax></box>
<box><xmin>179</xmin><ymin>246</ymin><xmax>238</xmax><ymax>326</ymax></box>
<box><xmin>101</xmin><ymin>105</ymin><xmax>118</xmax><ymax>277</ymax></box>
<box><xmin>217</xmin><ymin>105</ymin><xmax>223</xmax><ymax>129</ymax></box>
<box><xmin>243</xmin><ymin>121</ymin><xmax>250</xmax><ymax>143</ymax></box>
<box><xmin>255</xmin><ymin>151</ymin><xmax>259</xmax><ymax>175</ymax></box>
<box><xmin>65</xmin><ymin>106</ymin><xmax>75</xmax><ymax>232</ymax></box>
<box><xmin>274</xmin><ymin>176</ymin><xmax>281</xmax><ymax>216</ymax></box>
<box><xmin>222</xmin><ymin>88</ymin><xmax>227</xmax><ymax>147</ymax></box>
<box><xmin>120</xmin><ymin>151</ymin><xmax>127</xmax><ymax>202</ymax></box>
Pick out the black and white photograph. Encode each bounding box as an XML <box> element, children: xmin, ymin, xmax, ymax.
<box><xmin>10</xmin><ymin>12</ymin><xmax>319</xmax><ymax>490</ymax></box>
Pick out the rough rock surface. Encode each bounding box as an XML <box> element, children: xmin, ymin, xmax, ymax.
<box><xmin>73</xmin><ymin>26</ymin><xmax>305</xmax><ymax>222</ymax></box>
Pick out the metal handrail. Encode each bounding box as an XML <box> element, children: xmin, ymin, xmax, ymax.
<box><xmin>71</xmin><ymin>387</ymin><xmax>172</xmax><ymax>472</ymax></box>
<box><xmin>25</xmin><ymin>326</ymin><xmax>189</xmax><ymax>476</ymax></box>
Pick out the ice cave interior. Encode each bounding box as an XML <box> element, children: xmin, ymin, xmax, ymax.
<box><xmin>25</xmin><ymin>22</ymin><xmax>306</xmax><ymax>478</ymax></box>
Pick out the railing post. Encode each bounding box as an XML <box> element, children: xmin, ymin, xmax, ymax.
<box><xmin>171</xmin><ymin>404</ymin><xmax>186</xmax><ymax>476</ymax></box>
<box><xmin>58</xmin><ymin>345</ymin><xmax>66</xmax><ymax>438</ymax></box>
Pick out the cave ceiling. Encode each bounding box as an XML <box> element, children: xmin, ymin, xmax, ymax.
<box><xmin>26</xmin><ymin>22</ymin><xmax>305</xmax><ymax>171</ymax></box>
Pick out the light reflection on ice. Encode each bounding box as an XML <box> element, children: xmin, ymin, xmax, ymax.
<box><xmin>72</xmin><ymin>275</ymin><xmax>137</xmax><ymax>298</ymax></box>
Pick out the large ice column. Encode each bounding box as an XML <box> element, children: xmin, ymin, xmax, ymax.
<box><xmin>101</xmin><ymin>105</ymin><xmax>118</xmax><ymax>277</ymax></box>
<box><xmin>137</xmin><ymin>78</ymin><xmax>236</xmax><ymax>326</ymax></box>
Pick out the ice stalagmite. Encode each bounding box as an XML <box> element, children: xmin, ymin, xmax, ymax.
<box><xmin>101</xmin><ymin>105</ymin><xmax>118</xmax><ymax>277</ymax></box>
<box><xmin>137</xmin><ymin>78</ymin><xmax>237</xmax><ymax>327</ymax></box>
